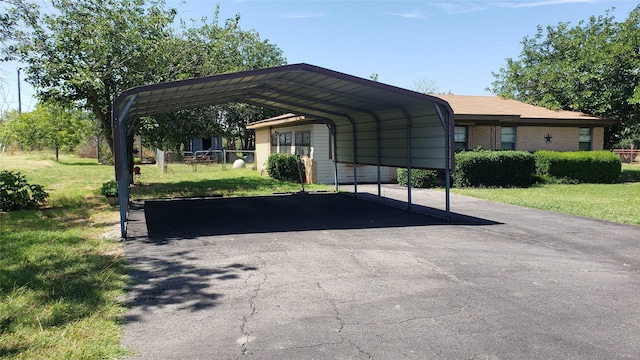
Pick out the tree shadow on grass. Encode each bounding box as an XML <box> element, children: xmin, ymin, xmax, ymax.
<box><xmin>618</xmin><ymin>166</ymin><xmax>640</xmax><ymax>183</ymax></box>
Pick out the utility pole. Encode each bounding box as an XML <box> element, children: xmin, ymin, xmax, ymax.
<box><xmin>17</xmin><ymin>68</ymin><xmax>22</xmax><ymax>114</ymax></box>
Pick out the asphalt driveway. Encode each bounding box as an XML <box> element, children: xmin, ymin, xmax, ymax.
<box><xmin>122</xmin><ymin>187</ymin><xmax>640</xmax><ymax>359</ymax></box>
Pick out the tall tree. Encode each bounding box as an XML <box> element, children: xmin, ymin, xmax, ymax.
<box><xmin>15</xmin><ymin>1</ymin><xmax>286</xmax><ymax>157</ymax></box>
<box><xmin>0</xmin><ymin>0</ymin><xmax>38</xmax><ymax>61</ymax></box>
<box><xmin>490</xmin><ymin>6</ymin><xmax>640</xmax><ymax>148</ymax></box>
<box><xmin>137</xmin><ymin>7</ymin><xmax>286</xmax><ymax>152</ymax></box>
<box><xmin>15</xmin><ymin>0</ymin><xmax>178</xmax><ymax>155</ymax></box>
<box><xmin>412</xmin><ymin>77</ymin><xmax>440</xmax><ymax>94</ymax></box>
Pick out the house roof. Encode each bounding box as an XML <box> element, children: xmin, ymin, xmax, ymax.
<box><xmin>248</xmin><ymin>94</ymin><xmax>616</xmax><ymax>129</ymax></box>
<box><xmin>433</xmin><ymin>94</ymin><xmax>616</xmax><ymax>125</ymax></box>
<box><xmin>246</xmin><ymin>113</ymin><xmax>322</xmax><ymax>129</ymax></box>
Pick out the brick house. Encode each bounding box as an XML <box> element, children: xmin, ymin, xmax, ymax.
<box><xmin>247</xmin><ymin>95</ymin><xmax>615</xmax><ymax>184</ymax></box>
<box><xmin>436</xmin><ymin>94</ymin><xmax>615</xmax><ymax>152</ymax></box>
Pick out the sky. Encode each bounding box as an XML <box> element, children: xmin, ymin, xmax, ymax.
<box><xmin>1</xmin><ymin>0</ymin><xmax>639</xmax><ymax>114</ymax></box>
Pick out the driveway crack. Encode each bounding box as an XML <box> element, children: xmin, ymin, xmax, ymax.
<box><xmin>316</xmin><ymin>281</ymin><xmax>373</xmax><ymax>359</ymax></box>
<box><xmin>237</xmin><ymin>270</ymin><xmax>267</xmax><ymax>358</ymax></box>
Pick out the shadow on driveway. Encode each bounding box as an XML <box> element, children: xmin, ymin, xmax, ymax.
<box><xmin>135</xmin><ymin>192</ymin><xmax>500</xmax><ymax>242</ymax></box>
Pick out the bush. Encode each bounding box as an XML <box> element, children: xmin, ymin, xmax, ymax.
<box><xmin>0</xmin><ymin>170</ymin><xmax>49</xmax><ymax>211</ymax></box>
<box><xmin>397</xmin><ymin>168</ymin><xmax>438</xmax><ymax>188</ymax></box>
<box><xmin>454</xmin><ymin>150</ymin><xmax>536</xmax><ymax>187</ymax></box>
<box><xmin>100</xmin><ymin>180</ymin><xmax>119</xmax><ymax>197</ymax></box>
<box><xmin>534</xmin><ymin>150</ymin><xmax>621</xmax><ymax>183</ymax></box>
<box><xmin>266</xmin><ymin>153</ymin><xmax>305</xmax><ymax>182</ymax></box>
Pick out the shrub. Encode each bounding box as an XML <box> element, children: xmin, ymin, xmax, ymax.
<box><xmin>534</xmin><ymin>150</ymin><xmax>621</xmax><ymax>183</ymax></box>
<box><xmin>100</xmin><ymin>180</ymin><xmax>119</xmax><ymax>197</ymax></box>
<box><xmin>454</xmin><ymin>150</ymin><xmax>536</xmax><ymax>187</ymax></box>
<box><xmin>266</xmin><ymin>153</ymin><xmax>305</xmax><ymax>182</ymax></box>
<box><xmin>397</xmin><ymin>168</ymin><xmax>438</xmax><ymax>188</ymax></box>
<box><xmin>0</xmin><ymin>170</ymin><xmax>49</xmax><ymax>211</ymax></box>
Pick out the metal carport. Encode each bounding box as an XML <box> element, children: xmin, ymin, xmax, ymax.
<box><xmin>112</xmin><ymin>63</ymin><xmax>454</xmax><ymax>238</ymax></box>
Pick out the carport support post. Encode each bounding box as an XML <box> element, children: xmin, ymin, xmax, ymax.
<box><xmin>115</xmin><ymin>94</ymin><xmax>137</xmax><ymax>239</ymax></box>
<box><xmin>331</xmin><ymin>125</ymin><xmax>339</xmax><ymax>192</ymax></box>
<box><xmin>434</xmin><ymin>103</ymin><xmax>452</xmax><ymax>220</ymax></box>
<box><xmin>407</xmin><ymin>116</ymin><xmax>413</xmax><ymax>211</ymax></box>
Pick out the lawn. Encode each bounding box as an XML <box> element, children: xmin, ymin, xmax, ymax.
<box><xmin>1</xmin><ymin>152</ymin><xmax>637</xmax><ymax>358</ymax></box>
<box><xmin>0</xmin><ymin>153</ymin><xmax>127</xmax><ymax>360</ymax></box>
<box><xmin>129</xmin><ymin>161</ymin><xmax>331</xmax><ymax>199</ymax></box>
<box><xmin>0</xmin><ymin>151</ymin><xmax>331</xmax><ymax>359</ymax></box>
<box><xmin>451</xmin><ymin>164</ymin><xmax>640</xmax><ymax>226</ymax></box>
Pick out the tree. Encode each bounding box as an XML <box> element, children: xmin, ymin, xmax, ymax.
<box><xmin>0</xmin><ymin>0</ymin><xmax>38</xmax><ymax>62</ymax></box>
<box><xmin>14</xmin><ymin>0</ymin><xmax>179</xmax><ymax>156</ymax></box>
<box><xmin>412</xmin><ymin>77</ymin><xmax>440</xmax><ymax>94</ymax></box>
<box><xmin>489</xmin><ymin>6</ymin><xmax>640</xmax><ymax>148</ymax></box>
<box><xmin>4</xmin><ymin>102</ymin><xmax>92</xmax><ymax>160</ymax></box>
<box><xmin>14</xmin><ymin>1</ymin><xmax>286</xmax><ymax>159</ymax></box>
<box><xmin>139</xmin><ymin>107</ymin><xmax>222</xmax><ymax>153</ymax></box>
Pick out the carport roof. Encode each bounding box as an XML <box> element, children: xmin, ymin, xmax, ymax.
<box><xmin>113</xmin><ymin>63</ymin><xmax>452</xmax><ymax>125</ymax></box>
<box><xmin>112</xmin><ymin>63</ymin><xmax>455</xmax><ymax>238</ymax></box>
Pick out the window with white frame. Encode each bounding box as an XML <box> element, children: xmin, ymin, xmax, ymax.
<box><xmin>271</xmin><ymin>131</ymin><xmax>291</xmax><ymax>154</ymax></box>
<box><xmin>454</xmin><ymin>126</ymin><xmax>468</xmax><ymax>151</ymax></box>
<box><xmin>501</xmin><ymin>126</ymin><xmax>516</xmax><ymax>150</ymax></box>
<box><xmin>579</xmin><ymin>128</ymin><xmax>592</xmax><ymax>151</ymax></box>
<box><xmin>295</xmin><ymin>131</ymin><xmax>311</xmax><ymax>157</ymax></box>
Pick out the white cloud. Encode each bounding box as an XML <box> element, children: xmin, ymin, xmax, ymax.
<box><xmin>388</xmin><ymin>9</ymin><xmax>427</xmax><ymax>19</ymax></box>
<box><xmin>497</xmin><ymin>0</ymin><xmax>597</xmax><ymax>8</ymax></box>
<box><xmin>430</xmin><ymin>2</ymin><xmax>490</xmax><ymax>14</ymax></box>
<box><xmin>430</xmin><ymin>0</ymin><xmax>597</xmax><ymax>14</ymax></box>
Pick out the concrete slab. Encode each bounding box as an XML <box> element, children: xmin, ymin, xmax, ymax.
<box><xmin>122</xmin><ymin>188</ymin><xmax>640</xmax><ymax>359</ymax></box>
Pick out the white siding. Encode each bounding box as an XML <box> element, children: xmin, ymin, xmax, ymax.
<box><xmin>257</xmin><ymin>123</ymin><xmax>396</xmax><ymax>185</ymax></box>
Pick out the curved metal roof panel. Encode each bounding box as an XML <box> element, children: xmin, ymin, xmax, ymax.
<box><xmin>111</xmin><ymin>63</ymin><xmax>455</xmax><ymax>237</ymax></box>
<box><xmin>113</xmin><ymin>63</ymin><xmax>454</xmax><ymax>170</ymax></box>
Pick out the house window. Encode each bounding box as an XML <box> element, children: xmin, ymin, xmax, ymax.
<box><xmin>579</xmin><ymin>128</ymin><xmax>592</xmax><ymax>151</ymax></box>
<box><xmin>501</xmin><ymin>126</ymin><xmax>516</xmax><ymax>150</ymax></box>
<box><xmin>454</xmin><ymin>126</ymin><xmax>468</xmax><ymax>151</ymax></box>
<box><xmin>271</xmin><ymin>131</ymin><xmax>291</xmax><ymax>154</ymax></box>
<box><xmin>295</xmin><ymin>131</ymin><xmax>311</xmax><ymax>157</ymax></box>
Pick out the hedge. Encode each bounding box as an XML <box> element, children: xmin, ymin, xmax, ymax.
<box><xmin>397</xmin><ymin>168</ymin><xmax>438</xmax><ymax>188</ymax></box>
<box><xmin>266</xmin><ymin>153</ymin><xmax>305</xmax><ymax>182</ymax></box>
<box><xmin>534</xmin><ymin>150</ymin><xmax>621</xmax><ymax>183</ymax></box>
<box><xmin>454</xmin><ymin>150</ymin><xmax>536</xmax><ymax>187</ymax></box>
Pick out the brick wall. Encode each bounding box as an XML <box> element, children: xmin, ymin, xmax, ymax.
<box><xmin>516</xmin><ymin>126</ymin><xmax>577</xmax><ymax>151</ymax></box>
<box><xmin>466</xmin><ymin>125</ymin><xmax>605</xmax><ymax>151</ymax></box>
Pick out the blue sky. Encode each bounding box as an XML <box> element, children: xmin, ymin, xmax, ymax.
<box><xmin>2</xmin><ymin>0</ymin><xmax>638</xmax><ymax>113</ymax></box>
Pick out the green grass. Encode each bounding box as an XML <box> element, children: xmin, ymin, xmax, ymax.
<box><xmin>0</xmin><ymin>151</ymin><xmax>331</xmax><ymax>359</ymax></box>
<box><xmin>0</xmin><ymin>152</ymin><xmax>128</xmax><ymax>359</ymax></box>
<box><xmin>130</xmin><ymin>162</ymin><xmax>331</xmax><ymax>199</ymax></box>
<box><xmin>451</xmin><ymin>164</ymin><xmax>640</xmax><ymax>226</ymax></box>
